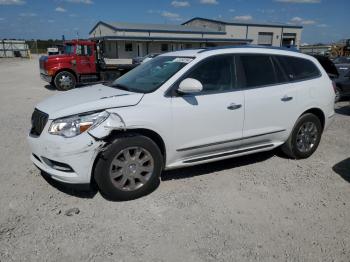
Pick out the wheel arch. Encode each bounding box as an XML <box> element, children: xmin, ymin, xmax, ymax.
<box><xmin>300</xmin><ymin>107</ymin><xmax>325</xmax><ymax>130</ymax></box>
<box><xmin>90</xmin><ymin>128</ymin><xmax>167</xmax><ymax>184</ymax></box>
<box><xmin>54</xmin><ymin>68</ymin><xmax>78</xmax><ymax>82</ymax></box>
<box><xmin>101</xmin><ymin>128</ymin><xmax>166</xmax><ymax>163</ymax></box>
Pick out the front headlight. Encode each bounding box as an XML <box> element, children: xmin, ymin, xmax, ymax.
<box><xmin>49</xmin><ymin>111</ymin><xmax>110</xmax><ymax>138</ymax></box>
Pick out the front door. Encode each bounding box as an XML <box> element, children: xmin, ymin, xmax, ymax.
<box><xmin>170</xmin><ymin>55</ymin><xmax>244</xmax><ymax>162</ymax></box>
<box><xmin>75</xmin><ymin>44</ymin><xmax>96</xmax><ymax>75</ymax></box>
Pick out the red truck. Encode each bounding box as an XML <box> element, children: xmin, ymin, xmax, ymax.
<box><xmin>39</xmin><ymin>40</ymin><xmax>136</xmax><ymax>90</ymax></box>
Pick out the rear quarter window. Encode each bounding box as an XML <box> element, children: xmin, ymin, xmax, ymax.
<box><xmin>277</xmin><ymin>56</ymin><xmax>321</xmax><ymax>81</ymax></box>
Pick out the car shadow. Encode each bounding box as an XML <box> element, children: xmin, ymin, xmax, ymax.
<box><xmin>40</xmin><ymin>171</ymin><xmax>98</xmax><ymax>199</ymax></box>
<box><xmin>39</xmin><ymin>150</ymin><xmax>277</xmax><ymax>200</ymax></box>
<box><xmin>335</xmin><ymin>104</ymin><xmax>350</xmax><ymax>116</ymax></box>
<box><xmin>44</xmin><ymin>84</ymin><xmax>56</xmax><ymax>91</ymax></box>
<box><xmin>162</xmin><ymin>150</ymin><xmax>276</xmax><ymax>181</ymax></box>
<box><xmin>333</xmin><ymin>158</ymin><xmax>350</xmax><ymax>183</ymax></box>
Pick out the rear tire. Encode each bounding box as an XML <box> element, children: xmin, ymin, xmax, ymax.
<box><xmin>54</xmin><ymin>71</ymin><xmax>76</xmax><ymax>91</ymax></box>
<box><xmin>281</xmin><ymin>113</ymin><xmax>322</xmax><ymax>159</ymax></box>
<box><xmin>94</xmin><ymin>134</ymin><xmax>162</xmax><ymax>201</ymax></box>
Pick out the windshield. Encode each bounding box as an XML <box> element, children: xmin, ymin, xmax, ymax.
<box><xmin>64</xmin><ymin>44</ymin><xmax>75</xmax><ymax>55</ymax></box>
<box><xmin>334</xmin><ymin>57</ymin><xmax>350</xmax><ymax>64</ymax></box>
<box><xmin>110</xmin><ymin>56</ymin><xmax>193</xmax><ymax>93</ymax></box>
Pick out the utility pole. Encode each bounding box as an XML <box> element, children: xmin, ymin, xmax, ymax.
<box><xmin>35</xmin><ymin>39</ymin><xmax>38</xmax><ymax>55</ymax></box>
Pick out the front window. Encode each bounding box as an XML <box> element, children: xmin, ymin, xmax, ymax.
<box><xmin>64</xmin><ymin>44</ymin><xmax>74</xmax><ymax>54</ymax></box>
<box><xmin>110</xmin><ymin>56</ymin><xmax>193</xmax><ymax>93</ymax></box>
<box><xmin>185</xmin><ymin>55</ymin><xmax>235</xmax><ymax>92</ymax></box>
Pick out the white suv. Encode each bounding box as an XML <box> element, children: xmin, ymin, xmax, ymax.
<box><xmin>28</xmin><ymin>46</ymin><xmax>335</xmax><ymax>200</ymax></box>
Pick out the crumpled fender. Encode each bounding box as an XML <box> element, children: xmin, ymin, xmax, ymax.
<box><xmin>88</xmin><ymin>111</ymin><xmax>126</xmax><ymax>139</ymax></box>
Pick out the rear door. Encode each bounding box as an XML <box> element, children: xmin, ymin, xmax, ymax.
<box><xmin>239</xmin><ymin>54</ymin><xmax>299</xmax><ymax>146</ymax></box>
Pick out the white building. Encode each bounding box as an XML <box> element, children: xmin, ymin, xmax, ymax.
<box><xmin>89</xmin><ymin>17</ymin><xmax>302</xmax><ymax>60</ymax></box>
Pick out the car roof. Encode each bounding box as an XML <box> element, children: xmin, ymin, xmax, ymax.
<box><xmin>161</xmin><ymin>45</ymin><xmax>310</xmax><ymax>60</ymax></box>
<box><xmin>159</xmin><ymin>49</ymin><xmax>204</xmax><ymax>57</ymax></box>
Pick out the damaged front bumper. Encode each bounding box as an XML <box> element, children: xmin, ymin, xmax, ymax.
<box><xmin>27</xmin><ymin>112</ymin><xmax>127</xmax><ymax>184</ymax></box>
<box><xmin>28</xmin><ymin>122</ymin><xmax>105</xmax><ymax>184</ymax></box>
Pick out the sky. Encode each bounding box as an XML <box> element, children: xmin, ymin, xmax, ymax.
<box><xmin>0</xmin><ymin>0</ymin><xmax>349</xmax><ymax>44</ymax></box>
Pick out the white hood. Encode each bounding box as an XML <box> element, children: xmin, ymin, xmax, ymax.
<box><xmin>36</xmin><ymin>84</ymin><xmax>144</xmax><ymax>119</ymax></box>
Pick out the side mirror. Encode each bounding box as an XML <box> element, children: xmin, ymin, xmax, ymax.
<box><xmin>177</xmin><ymin>78</ymin><xmax>203</xmax><ymax>94</ymax></box>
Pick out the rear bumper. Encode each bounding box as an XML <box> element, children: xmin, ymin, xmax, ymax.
<box><xmin>40</xmin><ymin>73</ymin><xmax>52</xmax><ymax>83</ymax></box>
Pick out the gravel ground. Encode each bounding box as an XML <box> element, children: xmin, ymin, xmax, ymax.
<box><xmin>0</xmin><ymin>56</ymin><xmax>349</xmax><ymax>262</ymax></box>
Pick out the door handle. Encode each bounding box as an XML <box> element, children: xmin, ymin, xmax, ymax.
<box><xmin>227</xmin><ymin>103</ymin><xmax>242</xmax><ymax>110</ymax></box>
<box><xmin>281</xmin><ymin>95</ymin><xmax>293</xmax><ymax>102</ymax></box>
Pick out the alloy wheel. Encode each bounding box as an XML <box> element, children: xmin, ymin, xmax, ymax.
<box><xmin>58</xmin><ymin>74</ymin><xmax>74</xmax><ymax>90</ymax></box>
<box><xmin>109</xmin><ymin>147</ymin><xmax>154</xmax><ymax>191</ymax></box>
<box><xmin>296</xmin><ymin>121</ymin><xmax>318</xmax><ymax>153</ymax></box>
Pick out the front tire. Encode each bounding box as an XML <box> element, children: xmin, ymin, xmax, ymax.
<box><xmin>94</xmin><ymin>135</ymin><xmax>163</xmax><ymax>201</ymax></box>
<box><xmin>54</xmin><ymin>71</ymin><xmax>76</xmax><ymax>91</ymax></box>
<box><xmin>282</xmin><ymin>113</ymin><xmax>322</xmax><ymax>159</ymax></box>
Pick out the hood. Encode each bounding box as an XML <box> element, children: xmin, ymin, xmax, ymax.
<box><xmin>36</xmin><ymin>84</ymin><xmax>144</xmax><ymax>119</ymax></box>
<box><xmin>47</xmin><ymin>54</ymin><xmax>74</xmax><ymax>60</ymax></box>
<box><xmin>41</xmin><ymin>54</ymin><xmax>75</xmax><ymax>66</ymax></box>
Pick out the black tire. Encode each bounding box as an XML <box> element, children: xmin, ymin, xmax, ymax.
<box><xmin>281</xmin><ymin>113</ymin><xmax>323</xmax><ymax>159</ymax></box>
<box><xmin>54</xmin><ymin>71</ymin><xmax>76</xmax><ymax>91</ymax></box>
<box><xmin>94</xmin><ymin>134</ymin><xmax>163</xmax><ymax>201</ymax></box>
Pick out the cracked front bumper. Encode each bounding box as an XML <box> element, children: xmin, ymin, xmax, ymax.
<box><xmin>27</xmin><ymin>122</ymin><xmax>105</xmax><ymax>184</ymax></box>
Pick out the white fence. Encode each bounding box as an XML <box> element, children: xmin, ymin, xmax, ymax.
<box><xmin>0</xmin><ymin>40</ymin><xmax>30</xmax><ymax>58</ymax></box>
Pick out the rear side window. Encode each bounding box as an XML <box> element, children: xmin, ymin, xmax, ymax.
<box><xmin>240</xmin><ymin>55</ymin><xmax>277</xmax><ymax>88</ymax></box>
<box><xmin>277</xmin><ymin>56</ymin><xmax>320</xmax><ymax>81</ymax></box>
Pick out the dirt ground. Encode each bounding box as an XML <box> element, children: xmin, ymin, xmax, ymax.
<box><xmin>0</xmin><ymin>56</ymin><xmax>349</xmax><ymax>262</ymax></box>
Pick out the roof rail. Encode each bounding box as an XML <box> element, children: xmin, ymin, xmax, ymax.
<box><xmin>198</xmin><ymin>44</ymin><xmax>300</xmax><ymax>53</ymax></box>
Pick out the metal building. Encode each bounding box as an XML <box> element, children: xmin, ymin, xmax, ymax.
<box><xmin>89</xmin><ymin>17</ymin><xmax>303</xmax><ymax>61</ymax></box>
